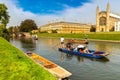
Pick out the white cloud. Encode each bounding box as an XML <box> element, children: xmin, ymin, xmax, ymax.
<box><xmin>0</xmin><ymin>0</ymin><xmax>120</xmax><ymax>28</ymax></box>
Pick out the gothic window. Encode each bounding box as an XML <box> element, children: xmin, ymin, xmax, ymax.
<box><xmin>99</xmin><ymin>17</ymin><xmax>106</xmax><ymax>26</ymax></box>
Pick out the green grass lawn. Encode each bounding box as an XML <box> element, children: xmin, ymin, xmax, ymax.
<box><xmin>0</xmin><ymin>37</ymin><xmax>57</xmax><ymax>80</ymax></box>
<box><xmin>38</xmin><ymin>32</ymin><xmax>120</xmax><ymax>40</ymax></box>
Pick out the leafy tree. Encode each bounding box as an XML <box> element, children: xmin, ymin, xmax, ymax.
<box><xmin>0</xmin><ymin>4</ymin><xmax>10</xmax><ymax>28</ymax></box>
<box><xmin>0</xmin><ymin>4</ymin><xmax>10</xmax><ymax>41</ymax></box>
<box><xmin>8</xmin><ymin>26</ymin><xmax>13</xmax><ymax>34</ymax></box>
<box><xmin>2</xmin><ymin>28</ymin><xmax>10</xmax><ymax>41</ymax></box>
<box><xmin>20</xmin><ymin>19</ymin><xmax>38</xmax><ymax>32</ymax></box>
<box><xmin>90</xmin><ymin>25</ymin><xmax>96</xmax><ymax>32</ymax></box>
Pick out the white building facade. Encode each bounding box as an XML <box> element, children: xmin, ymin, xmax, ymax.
<box><xmin>114</xmin><ymin>21</ymin><xmax>120</xmax><ymax>31</ymax></box>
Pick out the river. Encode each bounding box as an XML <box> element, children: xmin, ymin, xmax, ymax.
<box><xmin>10</xmin><ymin>37</ymin><xmax>120</xmax><ymax>80</ymax></box>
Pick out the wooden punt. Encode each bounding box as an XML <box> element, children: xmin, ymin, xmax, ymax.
<box><xmin>25</xmin><ymin>52</ymin><xmax>72</xmax><ymax>80</ymax></box>
<box><xmin>59</xmin><ymin>48</ymin><xmax>109</xmax><ymax>59</ymax></box>
<box><xmin>67</xmin><ymin>39</ymin><xmax>88</xmax><ymax>44</ymax></box>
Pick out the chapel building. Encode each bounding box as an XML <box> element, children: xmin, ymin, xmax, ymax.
<box><xmin>96</xmin><ymin>3</ymin><xmax>120</xmax><ymax>32</ymax></box>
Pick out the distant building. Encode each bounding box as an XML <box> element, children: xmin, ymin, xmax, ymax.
<box><xmin>114</xmin><ymin>21</ymin><xmax>120</xmax><ymax>31</ymax></box>
<box><xmin>96</xmin><ymin>3</ymin><xmax>120</xmax><ymax>32</ymax></box>
<box><xmin>40</xmin><ymin>22</ymin><xmax>91</xmax><ymax>33</ymax></box>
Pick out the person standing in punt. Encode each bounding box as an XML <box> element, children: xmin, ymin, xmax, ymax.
<box><xmin>60</xmin><ymin>36</ymin><xmax>65</xmax><ymax>48</ymax></box>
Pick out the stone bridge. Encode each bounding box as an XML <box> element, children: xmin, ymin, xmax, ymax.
<box><xmin>19</xmin><ymin>32</ymin><xmax>31</xmax><ymax>37</ymax></box>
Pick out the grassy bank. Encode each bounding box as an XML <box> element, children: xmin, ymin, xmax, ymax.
<box><xmin>38</xmin><ymin>32</ymin><xmax>120</xmax><ymax>40</ymax></box>
<box><xmin>0</xmin><ymin>37</ymin><xmax>57</xmax><ymax>80</ymax></box>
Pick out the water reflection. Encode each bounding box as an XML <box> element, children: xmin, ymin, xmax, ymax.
<box><xmin>76</xmin><ymin>56</ymin><xmax>84</xmax><ymax>62</ymax></box>
<box><xmin>65</xmin><ymin>53</ymin><xmax>73</xmax><ymax>60</ymax></box>
<box><xmin>10</xmin><ymin>37</ymin><xmax>120</xmax><ymax>80</ymax></box>
<box><xmin>19</xmin><ymin>37</ymin><xmax>37</xmax><ymax>51</ymax></box>
<box><xmin>60</xmin><ymin>52</ymin><xmax>109</xmax><ymax>63</ymax></box>
<box><xmin>20</xmin><ymin>38</ymin><xmax>36</xmax><ymax>49</ymax></box>
<box><xmin>60</xmin><ymin>52</ymin><xmax>73</xmax><ymax>62</ymax></box>
<box><xmin>60</xmin><ymin>53</ymin><xmax>65</xmax><ymax>62</ymax></box>
<box><xmin>94</xmin><ymin>57</ymin><xmax>110</xmax><ymax>62</ymax></box>
<box><xmin>95</xmin><ymin>42</ymin><xmax>113</xmax><ymax>53</ymax></box>
<box><xmin>40</xmin><ymin>38</ymin><xmax>60</xmax><ymax>47</ymax></box>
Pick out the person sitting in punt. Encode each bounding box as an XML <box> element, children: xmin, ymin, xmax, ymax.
<box><xmin>66</xmin><ymin>42</ymin><xmax>74</xmax><ymax>50</ymax></box>
<box><xmin>78</xmin><ymin>48</ymin><xmax>85</xmax><ymax>53</ymax></box>
<box><xmin>74</xmin><ymin>45</ymin><xmax>90</xmax><ymax>53</ymax></box>
<box><xmin>83</xmin><ymin>46</ymin><xmax>90</xmax><ymax>53</ymax></box>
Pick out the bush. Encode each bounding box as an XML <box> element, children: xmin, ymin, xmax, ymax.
<box><xmin>0</xmin><ymin>28</ymin><xmax>10</xmax><ymax>41</ymax></box>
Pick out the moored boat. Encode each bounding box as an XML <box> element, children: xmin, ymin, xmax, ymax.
<box><xmin>67</xmin><ymin>39</ymin><xmax>88</xmax><ymax>44</ymax></box>
<box><xmin>25</xmin><ymin>51</ymin><xmax>72</xmax><ymax>80</ymax></box>
<box><xmin>58</xmin><ymin>48</ymin><xmax>109</xmax><ymax>59</ymax></box>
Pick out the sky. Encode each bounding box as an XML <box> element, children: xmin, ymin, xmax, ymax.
<box><xmin>0</xmin><ymin>0</ymin><xmax>120</xmax><ymax>28</ymax></box>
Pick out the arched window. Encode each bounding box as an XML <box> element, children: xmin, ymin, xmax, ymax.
<box><xmin>99</xmin><ymin>17</ymin><xmax>106</xmax><ymax>26</ymax></box>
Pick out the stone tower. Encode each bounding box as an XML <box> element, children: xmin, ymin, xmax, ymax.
<box><xmin>96</xmin><ymin>6</ymin><xmax>99</xmax><ymax>32</ymax></box>
<box><xmin>106</xmin><ymin>3</ymin><xmax>110</xmax><ymax>32</ymax></box>
<box><xmin>96</xmin><ymin>3</ymin><xmax>111</xmax><ymax>32</ymax></box>
<box><xmin>96</xmin><ymin>3</ymin><xmax>120</xmax><ymax>32</ymax></box>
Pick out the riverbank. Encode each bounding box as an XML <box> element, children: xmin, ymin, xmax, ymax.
<box><xmin>0</xmin><ymin>37</ymin><xmax>57</xmax><ymax>80</ymax></box>
<box><xmin>38</xmin><ymin>33</ymin><xmax>120</xmax><ymax>41</ymax></box>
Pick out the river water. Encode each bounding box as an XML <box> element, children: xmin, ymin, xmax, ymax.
<box><xmin>10</xmin><ymin>37</ymin><xmax>120</xmax><ymax>80</ymax></box>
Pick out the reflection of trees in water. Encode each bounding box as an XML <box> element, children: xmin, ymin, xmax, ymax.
<box><xmin>20</xmin><ymin>37</ymin><xmax>36</xmax><ymax>51</ymax></box>
<box><xmin>20</xmin><ymin>37</ymin><xmax>32</xmax><ymax>43</ymax></box>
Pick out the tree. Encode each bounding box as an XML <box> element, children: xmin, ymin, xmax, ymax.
<box><xmin>8</xmin><ymin>26</ymin><xmax>13</xmax><ymax>34</ymax></box>
<box><xmin>20</xmin><ymin>19</ymin><xmax>38</xmax><ymax>32</ymax></box>
<box><xmin>90</xmin><ymin>25</ymin><xmax>96</xmax><ymax>32</ymax></box>
<box><xmin>0</xmin><ymin>4</ymin><xmax>10</xmax><ymax>41</ymax></box>
<box><xmin>0</xmin><ymin>4</ymin><xmax>10</xmax><ymax>28</ymax></box>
